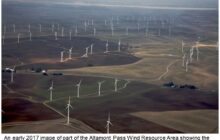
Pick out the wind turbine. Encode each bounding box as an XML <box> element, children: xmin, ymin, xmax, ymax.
<box><xmin>118</xmin><ymin>39</ymin><xmax>121</xmax><ymax>52</ymax></box>
<box><xmin>168</xmin><ymin>24</ymin><xmax>171</xmax><ymax>37</ymax></box>
<box><xmin>91</xmin><ymin>19</ymin><xmax>94</xmax><ymax>26</ymax></box>
<box><xmin>195</xmin><ymin>41</ymin><xmax>199</xmax><ymax>61</ymax></box>
<box><xmin>98</xmin><ymin>81</ymin><xmax>105</xmax><ymax>96</ymax></box>
<box><xmin>84</xmin><ymin>21</ymin><xmax>87</xmax><ymax>32</ymax></box>
<box><xmin>105</xmin><ymin>19</ymin><xmax>107</xmax><ymax>26</ymax></box>
<box><xmin>60</xmin><ymin>51</ymin><xmax>64</xmax><ymax>62</ymax></box>
<box><xmin>126</xmin><ymin>27</ymin><xmax>128</xmax><ymax>36</ymax></box>
<box><xmin>10</xmin><ymin>66</ymin><xmax>16</xmax><ymax>83</ymax></box>
<box><xmin>189</xmin><ymin>46</ymin><xmax>194</xmax><ymax>63</ymax></box>
<box><xmin>105</xmin><ymin>40</ymin><xmax>109</xmax><ymax>53</ymax></box>
<box><xmin>90</xmin><ymin>44</ymin><xmax>94</xmax><ymax>55</ymax></box>
<box><xmin>69</xmin><ymin>47</ymin><xmax>72</xmax><ymax>59</ymax></box>
<box><xmin>61</xmin><ymin>27</ymin><xmax>64</xmax><ymax>37</ymax></box>
<box><xmin>82</xmin><ymin>47</ymin><xmax>89</xmax><ymax>57</ymax></box>
<box><xmin>66</xmin><ymin>96</ymin><xmax>73</xmax><ymax>125</ymax></box>
<box><xmin>106</xmin><ymin>112</ymin><xmax>113</xmax><ymax>134</ymax></box>
<box><xmin>181</xmin><ymin>40</ymin><xmax>185</xmax><ymax>53</ymax></box>
<box><xmin>111</xmin><ymin>23</ymin><xmax>114</xmax><ymax>36</ymax></box>
<box><xmin>182</xmin><ymin>54</ymin><xmax>186</xmax><ymax>67</ymax></box>
<box><xmin>75</xmin><ymin>25</ymin><xmax>78</xmax><ymax>36</ymax></box>
<box><xmin>17</xmin><ymin>33</ymin><xmax>20</xmax><ymax>44</ymax></box>
<box><xmin>185</xmin><ymin>59</ymin><xmax>189</xmax><ymax>72</ymax></box>
<box><xmin>93</xmin><ymin>27</ymin><xmax>96</xmax><ymax>36</ymax></box>
<box><xmin>55</xmin><ymin>32</ymin><xmax>58</xmax><ymax>40</ymax></box>
<box><xmin>13</xmin><ymin>24</ymin><xmax>16</xmax><ymax>33</ymax></box>
<box><xmin>145</xmin><ymin>22</ymin><xmax>149</xmax><ymax>37</ymax></box>
<box><xmin>114</xmin><ymin>78</ymin><xmax>119</xmax><ymax>92</ymax></box>
<box><xmin>69</xmin><ymin>31</ymin><xmax>72</xmax><ymax>40</ymax></box>
<box><xmin>51</xmin><ymin>24</ymin><xmax>54</xmax><ymax>32</ymax></box>
<box><xmin>137</xmin><ymin>22</ymin><xmax>140</xmax><ymax>32</ymax></box>
<box><xmin>76</xmin><ymin>80</ymin><xmax>82</xmax><ymax>98</ymax></box>
<box><xmin>48</xmin><ymin>81</ymin><xmax>54</xmax><ymax>101</ymax></box>
<box><xmin>57</xmin><ymin>23</ymin><xmax>60</xmax><ymax>31</ymax></box>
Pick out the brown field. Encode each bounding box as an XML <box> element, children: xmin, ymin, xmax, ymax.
<box><xmin>131</xmin><ymin>109</ymin><xmax>218</xmax><ymax>133</ymax></box>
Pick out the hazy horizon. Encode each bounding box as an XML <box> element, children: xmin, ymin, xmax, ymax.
<box><xmin>3</xmin><ymin>0</ymin><xmax>218</xmax><ymax>9</ymax></box>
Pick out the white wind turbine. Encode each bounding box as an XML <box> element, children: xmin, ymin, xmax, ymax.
<box><xmin>114</xmin><ymin>78</ymin><xmax>119</xmax><ymax>92</ymax></box>
<box><xmin>84</xmin><ymin>21</ymin><xmax>87</xmax><ymax>32</ymax></box>
<box><xmin>69</xmin><ymin>47</ymin><xmax>72</xmax><ymax>59</ymax></box>
<box><xmin>69</xmin><ymin>31</ymin><xmax>72</xmax><ymax>40</ymax></box>
<box><xmin>82</xmin><ymin>47</ymin><xmax>89</xmax><ymax>57</ymax></box>
<box><xmin>145</xmin><ymin>22</ymin><xmax>149</xmax><ymax>37</ymax></box>
<box><xmin>92</xmin><ymin>19</ymin><xmax>94</xmax><ymax>26</ymax></box>
<box><xmin>106</xmin><ymin>112</ymin><xmax>113</xmax><ymax>134</ymax></box>
<box><xmin>13</xmin><ymin>24</ymin><xmax>16</xmax><ymax>33</ymax></box>
<box><xmin>75</xmin><ymin>25</ymin><xmax>78</xmax><ymax>36</ymax></box>
<box><xmin>51</xmin><ymin>24</ymin><xmax>54</xmax><ymax>32</ymax></box>
<box><xmin>111</xmin><ymin>23</ymin><xmax>114</xmax><ymax>36</ymax></box>
<box><xmin>195</xmin><ymin>41</ymin><xmax>199</xmax><ymax>61</ymax></box>
<box><xmin>10</xmin><ymin>66</ymin><xmax>16</xmax><ymax>83</ymax></box>
<box><xmin>189</xmin><ymin>46</ymin><xmax>194</xmax><ymax>63</ymax></box>
<box><xmin>105</xmin><ymin>40</ymin><xmax>109</xmax><ymax>53</ymax></box>
<box><xmin>57</xmin><ymin>23</ymin><xmax>60</xmax><ymax>31</ymax></box>
<box><xmin>118</xmin><ymin>39</ymin><xmax>121</xmax><ymax>52</ymax></box>
<box><xmin>76</xmin><ymin>80</ymin><xmax>82</xmax><ymax>98</ymax></box>
<box><xmin>93</xmin><ymin>27</ymin><xmax>96</xmax><ymax>36</ymax></box>
<box><xmin>104</xmin><ymin>19</ymin><xmax>107</xmax><ymax>26</ymax></box>
<box><xmin>90</xmin><ymin>44</ymin><xmax>94</xmax><ymax>55</ymax></box>
<box><xmin>66</xmin><ymin>96</ymin><xmax>73</xmax><ymax>125</ymax></box>
<box><xmin>181</xmin><ymin>40</ymin><xmax>185</xmax><ymax>53</ymax></box>
<box><xmin>185</xmin><ymin>58</ymin><xmax>189</xmax><ymax>72</ymax></box>
<box><xmin>55</xmin><ymin>32</ymin><xmax>58</xmax><ymax>40</ymax></box>
<box><xmin>48</xmin><ymin>81</ymin><xmax>54</xmax><ymax>101</ymax></box>
<box><xmin>137</xmin><ymin>22</ymin><xmax>140</xmax><ymax>32</ymax></box>
<box><xmin>98</xmin><ymin>81</ymin><xmax>105</xmax><ymax>96</ymax></box>
<box><xmin>61</xmin><ymin>27</ymin><xmax>64</xmax><ymax>37</ymax></box>
<box><xmin>126</xmin><ymin>27</ymin><xmax>128</xmax><ymax>36</ymax></box>
<box><xmin>60</xmin><ymin>51</ymin><xmax>64</xmax><ymax>62</ymax></box>
<box><xmin>182</xmin><ymin>54</ymin><xmax>186</xmax><ymax>67</ymax></box>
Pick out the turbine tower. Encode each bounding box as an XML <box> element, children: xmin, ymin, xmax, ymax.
<box><xmin>66</xmin><ymin>96</ymin><xmax>73</xmax><ymax>125</ymax></box>
<box><xmin>60</xmin><ymin>51</ymin><xmax>64</xmax><ymax>62</ymax></box>
<box><xmin>84</xmin><ymin>21</ymin><xmax>87</xmax><ymax>32</ymax></box>
<box><xmin>82</xmin><ymin>47</ymin><xmax>89</xmax><ymax>57</ymax></box>
<box><xmin>28</xmin><ymin>24</ymin><xmax>31</xmax><ymax>32</ymax></box>
<box><xmin>98</xmin><ymin>81</ymin><xmax>105</xmax><ymax>96</ymax></box>
<box><xmin>114</xmin><ymin>78</ymin><xmax>119</xmax><ymax>92</ymax></box>
<box><xmin>93</xmin><ymin>27</ymin><xmax>96</xmax><ymax>36</ymax></box>
<box><xmin>195</xmin><ymin>41</ymin><xmax>199</xmax><ymax>61</ymax></box>
<box><xmin>181</xmin><ymin>40</ymin><xmax>185</xmax><ymax>53</ymax></box>
<box><xmin>185</xmin><ymin>59</ymin><xmax>189</xmax><ymax>72</ymax></box>
<box><xmin>61</xmin><ymin>27</ymin><xmax>64</xmax><ymax>37</ymax></box>
<box><xmin>69</xmin><ymin>47</ymin><xmax>72</xmax><ymax>59</ymax></box>
<box><xmin>69</xmin><ymin>31</ymin><xmax>72</xmax><ymax>40</ymax></box>
<box><xmin>118</xmin><ymin>39</ymin><xmax>121</xmax><ymax>52</ymax></box>
<box><xmin>55</xmin><ymin>32</ymin><xmax>58</xmax><ymax>40</ymax></box>
<box><xmin>106</xmin><ymin>112</ymin><xmax>113</xmax><ymax>134</ymax></box>
<box><xmin>13</xmin><ymin>24</ymin><xmax>16</xmax><ymax>33</ymax></box>
<box><xmin>76</xmin><ymin>80</ymin><xmax>82</xmax><ymax>98</ymax></box>
<box><xmin>48</xmin><ymin>81</ymin><xmax>54</xmax><ymax>101</ymax></box>
<box><xmin>10</xmin><ymin>66</ymin><xmax>16</xmax><ymax>83</ymax></box>
<box><xmin>105</xmin><ymin>40</ymin><xmax>109</xmax><ymax>53</ymax></box>
<box><xmin>90</xmin><ymin>44</ymin><xmax>94</xmax><ymax>55</ymax></box>
<box><xmin>126</xmin><ymin>27</ymin><xmax>128</xmax><ymax>36</ymax></box>
<box><xmin>182</xmin><ymin>54</ymin><xmax>186</xmax><ymax>67</ymax></box>
<box><xmin>75</xmin><ymin>25</ymin><xmax>78</xmax><ymax>36</ymax></box>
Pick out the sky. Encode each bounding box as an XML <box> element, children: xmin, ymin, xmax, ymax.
<box><xmin>4</xmin><ymin>0</ymin><xmax>218</xmax><ymax>9</ymax></box>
